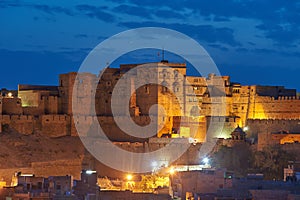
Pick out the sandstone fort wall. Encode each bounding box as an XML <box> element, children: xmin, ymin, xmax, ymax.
<box><xmin>247</xmin><ymin>119</ymin><xmax>300</xmax><ymax>138</ymax></box>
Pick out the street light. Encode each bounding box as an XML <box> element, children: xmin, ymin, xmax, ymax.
<box><xmin>152</xmin><ymin>161</ymin><xmax>158</xmax><ymax>168</ymax></box>
<box><xmin>151</xmin><ymin>161</ymin><xmax>158</xmax><ymax>173</ymax></box>
<box><xmin>126</xmin><ymin>174</ymin><xmax>133</xmax><ymax>181</ymax></box>
<box><xmin>169</xmin><ymin>167</ymin><xmax>175</xmax><ymax>175</ymax></box>
<box><xmin>202</xmin><ymin>157</ymin><xmax>209</xmax><ymax>165</ymax></box>
<box><xmin>85</xmin><ymin>170</ymin><xmax>96</xmax><ymax>175</ymax></box>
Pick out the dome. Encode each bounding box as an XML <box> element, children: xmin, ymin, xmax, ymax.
<box><xmin>231</xmin><ymin>126</ymin><xmax>246</xmax><ymax>140</ymax></box>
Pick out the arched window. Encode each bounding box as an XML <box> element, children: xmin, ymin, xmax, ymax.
<box><xmin>174</xmin><ymin>70</ymin><xmax>179</xmax><ymax>79</ymax></box>
<box><xmin>161</xmin><ymin>81</ymin><xmax>169</xmax><ymax>93</ymax></box>
<box><xmin>173</xmin><ymin>82</ymin><xmax>180</xmax><ymax>92</ymax></box>
<box><xmin>190</xmin><ymin>106</ymin><xmax>200</xmax><ymax>117</ymax></box>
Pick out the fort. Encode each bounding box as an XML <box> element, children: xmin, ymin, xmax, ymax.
<box><xmin>1</xmin><ymin>61</ymin><xmax>300</xmax><ymax>142</ymax></box>
<box><xmin>1</xmin><ymin>60</ymin><xmax>300</xmax><ymax>187</ymax></box>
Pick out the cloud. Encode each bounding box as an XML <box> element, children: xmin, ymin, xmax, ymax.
<box><xmin>236</xmin><ymin>48</ymin><xmax>248</xmax><ymax>53</ymax></box>
<box><xmin>231</xmin><ymin>47</ymin><xmax>300</xmax><ymax>58</ymax></box>
<box><xmin>106</xmin><ymin>0</ymin><xmax>127</xmax><ymax>3</ymax></box>
<box><xmin>32</xmin><ymin>4</ymin><xmax>74</xmax><ymax>16</ymax></box>
<box><xmin>213</xmin><ymin>15</ymin><xmax>231</xmax><ymax>22</ymax></box>
<box><xmin>252</xmin><ymin>48</ymin><xmax>277</xmax><ymax>54</ymax></box>
<box><xmin>112</xmin><ymin>0</ymin><xmax>300</xmax><ymax>45</ymax></box>
<box><xmin>117</xmin><ymin>0</ymin><xmax>298</xmax><ymax>22</ymax></box>
<box><xmin>248</xmin><ymin>42</ymin><xmax>256</xmax><ymax>46</ymax></box>
<box><xmin>0</xmin><ymin>2</ymin><xmax>74</xmax><ymax>16</ymax></box>
<box><xmin>74</xmin><ymin>34</ymin><xmax>88</xmax><ymax>39</ymax></box>
<box><xmin>153</xmin><ymin>9</ymin><xmax>185</xmax><ymax>19</ymax></box>
<box><xmin>119</xmin><ymin>21</ymin><xmax>241</xmax><ymax>47</ymax></box>
<box><xmin>208</xmin><ymin>44</ymin><xmax>229</xmax><ymax>51</ymax></box>
<box><xmin>1</xmin><ymin>2</ymin><xmax>116</xmax><ymax>23</ymax></box>
<box><xmin>76</xmin><ymin>4</ymin><xmax>115</xmax><ymax>22</ymax></box>
<box><xmin>112</xmin><ymin>4</ymin><xmax>185</xmax><ymax>20</ymax></box>
<box><xmin>0</xmin><ymin>1</ymin><xmax>21</xmax><ymax>9</ymax></box>
<box><xmin>32</xmin><ymin>15</ymin><xmax>56</xmax><ymax>22</ymax></box>
<box><xmin>256</xmin><ymin>23</ymin><xmax>300</xmax><ymax>46</ymax></box>
<box><xmin>113</xmin><ymin>5</ymin><xmax>152</xmax><ymax>19</ymax></box>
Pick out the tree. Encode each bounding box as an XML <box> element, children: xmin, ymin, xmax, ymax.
<box><xmin>253</xmin><ymin>145</ymin><xmax>295</xmax><ymax>180</ymax></box>
<box><xmin>211</xmin><ymin>143</ymin><xmax>253</xmax><ymax>177</ymax></box>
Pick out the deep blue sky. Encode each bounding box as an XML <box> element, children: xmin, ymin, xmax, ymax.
<box><xmin>1</xmin><ymin>0</ymin><xmax>300</xmax><ymax>90</ymax></box>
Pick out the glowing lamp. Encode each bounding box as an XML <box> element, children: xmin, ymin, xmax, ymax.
<box><xmin>202</xmin><ymin>157</ymin><xmax>209</xmax><ymax>165</ymax></box>
<box><xmin>126</xmin><ymin>174</ymin><xmax>133</xmax><ymax>181</ymax></box>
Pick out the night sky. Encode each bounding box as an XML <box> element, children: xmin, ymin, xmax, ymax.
<box><xmin>1</xmin><ymin>0</ymin><xmax>300</xmax><ymax>90</ymax></box>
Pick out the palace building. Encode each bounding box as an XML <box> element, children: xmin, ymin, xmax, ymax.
<box><xmin>1</xmin><ymin>61</ymin><xmax>300</xmax><ymax>142</ymax></box>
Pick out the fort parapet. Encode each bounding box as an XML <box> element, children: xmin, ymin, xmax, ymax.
<box><xmin>1</xmin><ymin>61</ymin><xmax>300</xmax><ymax>141</ymax></box>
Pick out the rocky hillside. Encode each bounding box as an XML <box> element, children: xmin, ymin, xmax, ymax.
<box><xmin>0</xmin><ymin>129</ymin><xmax>85</xmax><ymax>169</ymax></box>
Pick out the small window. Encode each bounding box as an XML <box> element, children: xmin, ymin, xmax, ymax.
<box><xmin>174</xmin><ymin>70</ymin><xmax>179</xmax><ymax>78</ymax></box>
<box><xmin>56</xmin><ymin>184</ymin><xmax>61</xmax><ymax>190</ymax></box>
<box><xmin>145</xmin><ymin>86</ymin><xmax>149</xmax><ymax>94</ymax></box>
<box><xmin>38</xmin><ymin>182</ymin><xmax>43</xmax><ymax>189</ymax></box>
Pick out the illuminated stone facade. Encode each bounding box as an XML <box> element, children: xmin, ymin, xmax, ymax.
<box><xmin>1</xmin><ymin>61</ymin><xmax>300</xmax><ymax>142</ymax></box>
<box><xmin>258</xmin><ymin>131</ymin><xmax>300</xmax><ymax>150</ymax></box>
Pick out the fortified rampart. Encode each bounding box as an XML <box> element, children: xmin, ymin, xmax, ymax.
<box><xmin>1</xmin><ymin>61</ymin><xmax>300</xmax><ymax>141</ymax></box>
<box><xmin>247</xmin><ymin>96</ymin><xmax>300</xmax><ymax>120</ymax></box>
<box><xmin>0</xmin><ymin>114</ymin><xmax>72</xmax><ymax>137</ymax></box>
<box><xmin>247</xmin><ymin>119</ymin><xmax>300</xmax><ymax>138</ymax></box>
<box><xmin>0</xmin><ymin>115</ymin><xmax>35</xmax><ymax>135</ymax></box>
<box><xmin>258</xmin><ymin>132</ymin><xmax>300</xmax><ymax>151</ymax></box>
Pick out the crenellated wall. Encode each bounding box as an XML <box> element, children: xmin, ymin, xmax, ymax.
<box><xmin>0</xmin><ymin>114</ymin><xmax>71</xmax><ymax>136</ymax></box>
<box><xmin>0</xmin><ymin>115</ymin><xmax>35</xmax><ymax>135</ymax></box>
<box><xmin>247</xmin><ymin>119</ymin><xmax>300</xmax><ymax>138</ymax></box>
<box><xmin>248</xmin><ymin>96</ymin><xmax>300</xmax><ymax>120</ymax></box>
<box><xmin>0</xmin><ymin>98</ymin><xmax>23</xmax><ymax>115</ymax></box>
<box><xmin>41</xmin><ymin>115</ymin><xmax>71</xmax><ymax>137</ymax></box>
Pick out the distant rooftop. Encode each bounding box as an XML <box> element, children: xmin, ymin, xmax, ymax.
<box><xmin>18</xmin><ymin>85</ymin><xmax>58</xmax><ymax>91</ymax></box>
